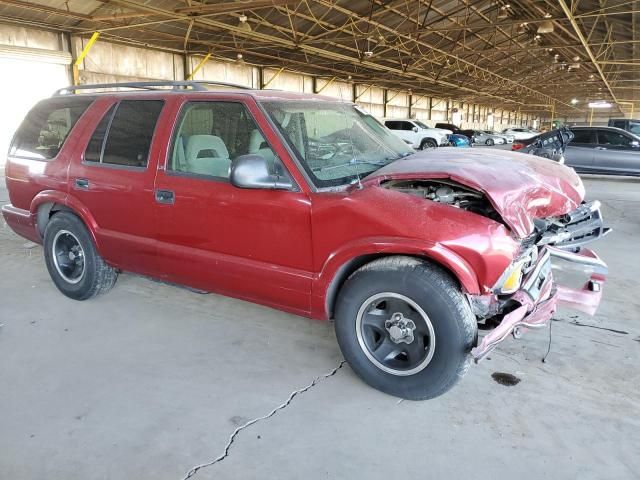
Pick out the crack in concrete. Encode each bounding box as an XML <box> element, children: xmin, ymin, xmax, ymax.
<box><xmin>181</xmin><ymin>360</ymin><xmax>346</xmax><ymax>480</ymax></box>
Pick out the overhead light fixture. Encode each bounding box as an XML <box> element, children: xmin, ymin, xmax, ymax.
<box><xmin>236</xmin><ymin>53</ymin><xmax>245</xmax><ymax>64</ymax></box>
<box><xmin>589</xmin><ymin>74</ymin><xmax>595</xmax><ymax>79</ymax></box>
<box><xmin>571</xmin><ymin>98</ymin><xmax>579</xmax><ymax>104</ymax></box>
<box><xmin>364</xmin><ymin>50</ymin><xmax>374</xmax><ymax>57</ymax></box>
<box><xmin>572</xmin><ymin>55</ymin><xmax>580</xmax><ymax>62</ymax></box>
<box><xmin>544</xmin><ymin>12</ymin><xmax>552</xmax><ymax>18</ymax></box>
<box><xmin>238</xmin><ymin>14</ymin><xmax>252</xmax><ymax>32</ymax></box>
<box><xmin>534</xmin><ymin>34</ymin><xmax>542</xmax><ymax>40</ymax></box>
<box><xmin>588</xmin><ymin>101</ymin><xmax>612</xmax><ymax>108</ymax></box>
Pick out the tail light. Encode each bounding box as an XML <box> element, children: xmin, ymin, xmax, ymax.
<box><xmin>512</xmin><ymin>142</ymin><xmax>525</xmax><ymax>151</ymax></box>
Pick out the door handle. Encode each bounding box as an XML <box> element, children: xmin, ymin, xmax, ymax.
<box><xmin>155</xmin><ymin>189</ymin><xmax>175</xmax><ymax>205</ymax></box>
<box><xmin>75</xmin><ymin>178</ymin><xmax>89</xmax><ymax>189</ymax></box>
<box><xmin>594</xmin><ymin>146</ymin><xmax>607</xmax><ymax>150</ymax></box>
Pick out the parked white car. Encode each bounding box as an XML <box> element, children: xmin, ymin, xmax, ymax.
<box><xmin>502</xmin><ymin>128</ymin><xmax>538</xmax><ymax>140</ymax></box>
<box><xmin>382</xmin><ymin>118</ymin><xmax>449</xmax><ymax>149</ymax></box>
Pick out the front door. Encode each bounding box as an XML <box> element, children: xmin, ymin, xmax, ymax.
<box><xmin>593</xmin><ymin>129</ymin><xmax>640</xmax><ymax>175</ymax></box>
<box><xmin>153</xmin><ymin>98</ymin><xmax>314</xmax><ymax>315</ymax></box>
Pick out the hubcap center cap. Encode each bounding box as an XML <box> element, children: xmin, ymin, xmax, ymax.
<box><xmin>385</xmin><ymin>313</ymin><xmax>416</xmax><ymax>344</ymax></box>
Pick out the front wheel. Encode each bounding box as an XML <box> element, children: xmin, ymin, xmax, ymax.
<box><xmin>43</xmin><ymin>211</ymin><xmax>118</xmax><ymax>300</ymax></box>
<box><xmin>334</xmin><ymin>256</ymin><xmax>477</xmax><ymax>400</ymax></box>
<box><xmin>485</xmin><ymin>139</ymin><xmax>494</xmax><ymax>146</ymax></box>
<box><xmin>419</xmin><ymin>138</ymin><xmax>438</xmax><ymax>150</ymax></box>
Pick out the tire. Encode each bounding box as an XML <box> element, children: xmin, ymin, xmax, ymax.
<box><xmin>43</xmin><ymin>211</ymin><xmax>117</xmax><ymax>300</ymax></box>
<box><xmin>419</xmin><ymin>138</ymin><xmax>438</xmax><ymax>150</ymax></box>
<box><xmin>485</xmin><ymin>139</ymin><xmax>494</xmax><ymax>146</ymax></box>
<box><xmin>334</xmin><ymin>256</ymin><xmax>477</xmax><ymax>400</ymax></box>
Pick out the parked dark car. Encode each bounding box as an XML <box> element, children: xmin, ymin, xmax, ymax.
<box><xmin>608</xmin><ymin>118</ymin><xmax>640</xmax><ymax>136</ymax></box>
<box><xmin>564</xmin><ymin>126</ymin><xmax>640</xmax><ymax>175</ymax></box>
<box><xmin>435</xmin><ymin>122</ymin><xmax>464</xmax><ymax>134</ymax></box>
<box><xmin>2</xmin><ymin>81</ymin><xmax>609</xmax><ymax>400</ymax></box>
<box><xmin>513</xmin><ymin>127</ymin><xmax>574</xmax><ymax>162</ymax></box>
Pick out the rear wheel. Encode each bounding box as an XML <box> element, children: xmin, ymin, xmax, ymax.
<box><xmin>43</xmin><ymin>211</ymin><xmax>117</xmax><ymax>300</ymax></box>
<box><xmin>334</xmin><ymin>256</ymin><xmax>477</xmax><ymax>400</ymax></box>
<box><xmin>485</xmin><ymin>139</ymin><xmax>494</xmax><ymax>146</ymax></box>
<box><xmin>419</xmin><ymin>138</ymin><xmax>438</xmax><ymax>150</ymax></box>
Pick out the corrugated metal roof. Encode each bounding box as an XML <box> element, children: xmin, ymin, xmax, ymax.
<box><xmin>0</xmin><ymin>0</ymin><xmax>637</xmax><ymax>113</ymax></box>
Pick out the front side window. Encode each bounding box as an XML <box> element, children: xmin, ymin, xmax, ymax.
<box><xmin>168</xmin><ymin>101</ymin><xmax>285</xmax><ymax>180</ymax></box>
<box><xmin>10</xmin><ymin>98</ymin><xmax>94</xmax><ymax>160</ymax></box>
<box><xmin>261</xmin><ymin>101</ymin><xmax>413</xmax><ymax>188</ymax></box>
<box><xmin>628</xmin><ymin>121</ymin><xmax>640</xmax><ymax>135</ymax></box>
<box><xmin>597</xmin><ymin>130</ymin><xmax>634</xmax><ymax>147</ymax></box>
<box><xmin>84</xmin><ymin>100</ymin><xmax>163</xmax><ymax>167</ymax></box>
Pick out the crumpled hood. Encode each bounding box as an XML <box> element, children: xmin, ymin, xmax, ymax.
<box><xmin>364</xmin><ymin>148</ymin><xmax>585</xmax><ymax>237</ymax></box>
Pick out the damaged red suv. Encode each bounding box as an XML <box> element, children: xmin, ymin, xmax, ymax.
<box><xmin>2</xmin><ymin>81</ymin><xmax>609</xmax><ymax>400</ymax></box>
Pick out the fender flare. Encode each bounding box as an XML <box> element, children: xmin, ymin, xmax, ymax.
<box><xmin>312</xmin><ymin>236</ymin><xmax>481</xmax><ymax>319</ymax></box>
<box><xmin>30</xmin><ymin>190</ymin><xmax>101</xmax><ymax>247</ymax></box>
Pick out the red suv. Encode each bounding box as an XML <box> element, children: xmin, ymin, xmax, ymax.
<box><xmin>2</xmin><ymin>81</ymin><xmax>609</xmax><ymax>399</ymax></box>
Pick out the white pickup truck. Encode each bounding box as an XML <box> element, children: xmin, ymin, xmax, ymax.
<box><xmin>382</xmin><ymin>118</ymin><xmax>450</xmax><ymax>149</ymax></box>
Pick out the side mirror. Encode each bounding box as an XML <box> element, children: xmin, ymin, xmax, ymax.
<box><xmin>412</xmin><ymin>126</ymin><xmax>419</xmax><ymax>132</ymax></box>
<box><xmin>230</xmin><ymin>154</ymin><xmax>293</xmax><ymax>190</ymax></box>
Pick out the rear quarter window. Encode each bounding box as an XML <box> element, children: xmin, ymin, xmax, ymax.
<box><xmin>9</xmin><ymin>97</ymin><xmax>94</xmax><ymax>160</ymax></box>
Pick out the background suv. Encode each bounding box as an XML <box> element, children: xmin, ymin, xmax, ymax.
<box><xmin>382</xmin><ymin>119</ymin><xmax>447</xmax><ymax>149</ymax></box>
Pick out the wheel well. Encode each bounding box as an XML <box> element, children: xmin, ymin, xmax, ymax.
<box><xmin>420</xmin><ymin>137</ymin><xmax>437</xmax><ymax>145</ymax></box>
<box><xmin>325</xmin><ymin>253</ymin><xmax>461</xmax><ymax>319</ymax></box>
<box><xmin>36</xmin><ymin>202</ymin><xmax>75</xmax><ymax>237</ymax></box>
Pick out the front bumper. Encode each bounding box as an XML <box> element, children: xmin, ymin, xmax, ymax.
<box><xmin>470</xmin><ymin>247</ymin><xmax>607</xmax><ymax>362</ymax></box>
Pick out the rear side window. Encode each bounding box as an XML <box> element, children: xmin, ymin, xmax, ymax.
<box><xmin>10</xmin><ymin>98</ymin><xmax>93</xmax><ymax>160</ymax></box>
<box><xmin>84</xmin><ymin>100</ymin><xmax>163</xmax><ymax>168</ymax></box>
<box><xmin>570</xmin><ymin>130</ymin><xmax>594</xmax><ymax>144</ymax></box>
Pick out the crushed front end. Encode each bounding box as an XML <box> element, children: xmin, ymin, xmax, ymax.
<box><xmin>469</xmin><ymin>200</ymin><xmax>610</xmax><ymax>361</ymax></box>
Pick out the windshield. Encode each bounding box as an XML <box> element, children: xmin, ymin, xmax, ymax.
<box><xmin>261</xmin><ymin>101</ymin><xmax>413</xmax><ymax>188</ymax></box>
<box><xmin>629</xmin><ymin>121</ymin><xmax>640</xmax><ymax>135</ymax></box>
<box><xmin>413</xmin><ymin>120</ymin><xmax>430</xmax><ymax>129</ymax></box>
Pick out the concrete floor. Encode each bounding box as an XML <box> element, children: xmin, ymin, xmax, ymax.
<box><xmin>1</xmin><ymin>164</ymin><xmax>639</xmax><ymax>479</ymax></box>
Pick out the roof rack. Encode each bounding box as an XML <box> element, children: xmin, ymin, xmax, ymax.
<box><xmin>53</xmin><ymin>80</ymin><xmax>252</xmax><ymax>96</ymax></box>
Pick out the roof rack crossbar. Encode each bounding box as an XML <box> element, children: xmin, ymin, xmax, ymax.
<box><xmin>53</xmin><ymin>80</ymin><xmax>252</xmax><ymax>96</ymax></box>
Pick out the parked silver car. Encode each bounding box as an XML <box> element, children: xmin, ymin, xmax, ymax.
<box><xmin>461</xmin><ymin>129</ymin><xmax>506</xmax><ymax>146</ymax></box>
<box><xmin>565</xmin><ymin>126</ymin><xmax>640</xmax><ymax>176</ymax></box>
<box><xmin>485</xmin><ymin>130</ymin><xmax>514</xmax><ymax>143</ymax></box>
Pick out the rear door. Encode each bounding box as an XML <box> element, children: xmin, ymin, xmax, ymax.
<box><xmin>564</xmin><ymin>129</ymin><xmax>596</xmax><ymax>171</ymax></box>
<box><xmin>593</xmin><ymin>129</ymin><xmax>640</xmax><ymax>174</ymax></box>
<box><xmin>152</xmin><ymin>96</ymin><xmax>314</xmax><ymax>315</ymax></box>
<box><xmin>68</xmin><ymin>97</ymin><xmax>166</xmax><ymax>275</ymax></box>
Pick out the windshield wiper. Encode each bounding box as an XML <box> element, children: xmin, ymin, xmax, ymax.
<box><xmin>312</xmin><ymin>160</ymin><xmax>389</xmax><ymax>172</ymax></box>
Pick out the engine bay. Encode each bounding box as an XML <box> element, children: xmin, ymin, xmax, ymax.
<box><xmin>381</xmin><ymin>179</ymin><xmax>503</xmax><ymax>224</ymax></box>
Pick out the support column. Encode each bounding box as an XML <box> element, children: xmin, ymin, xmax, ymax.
<box><xmin>73</xmin><ymin>32</ymin><xmax>100</xmax><ymax>85</ymax></box>
<box><xmin>383</xmin><ymin>89</ymin><xmax>388</xmax><ymax>117</ymax></box>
